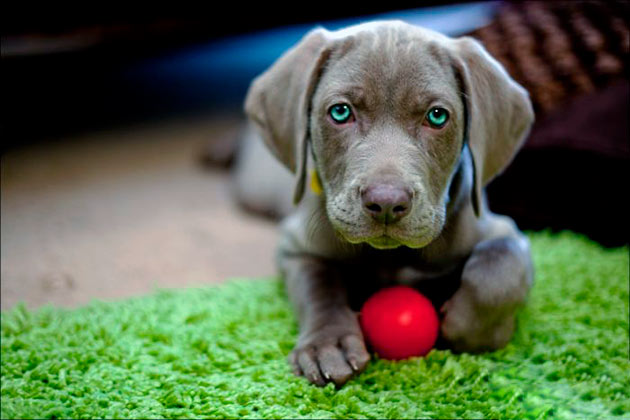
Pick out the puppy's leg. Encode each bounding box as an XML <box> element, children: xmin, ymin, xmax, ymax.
<box><xmin>282</xmin><ymin>255</ymin><xmax>370</xmax><ymax>387</ymax></box>
<box><xmin>440</xmin><ymin>215</ymin><xmax>533</xmax><ymax>352</ymax></box>
<box><xmin>232</xmin><ymin>124</ymin><xmax>296</xmax><ymax>219</ymax></box>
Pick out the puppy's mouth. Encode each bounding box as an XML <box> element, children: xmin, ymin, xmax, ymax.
<box><xmin>366</xmin><ymin>235</ymin><xmax>402</xmax><ymax>250</ymax></box>
<box><xmin>339</xmin><ymin>228</ymin><xmax>433</xmax><ymax>250</ymax></box>
<box><xmin>328</xmin><ymin>200</ymin><xmax>443</xmax><ymax>249</ymax></box>
<box><xmin>341</xmin><ymin>231</ymin><xmax>403</xmax><ymax>249</ymax></box>
<box><xmin>334</xmin><ymin>219</ymin><xmax>438</xmax><ymax>250</ymax></box>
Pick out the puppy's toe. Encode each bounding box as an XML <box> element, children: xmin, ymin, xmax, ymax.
<box><xmin>295</xmin><ymin>348</ymin><xmax>327</xmax><ymax>386</ymax></box>
<box><xmin>340</xmin><ymin>334</ymin><xmax>370</xmax><ymax>373</ymax></box>
<box><xmin>316</xmin><ymin>344</ymin><xmax>354</xmax><ymax>387</ymax></box>
<box><xmin>287</xmin><ymin>350</ymin><xmax>302</xmax><ymax>376</ymax></box>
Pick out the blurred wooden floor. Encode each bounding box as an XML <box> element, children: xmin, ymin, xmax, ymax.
<box><xmin>1</xmin><ymin>113</ymin><xmax>278</xmax><ymax>309</ymax></box>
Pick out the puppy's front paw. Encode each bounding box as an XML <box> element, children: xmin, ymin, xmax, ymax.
<box><xmin>441</xmin><ymin>236</ymin><xmax>531</xmax><ymax>353</ymax></box>
<box><xmin>440</xmin><ymin>285</ymin><xmax>516</xmax><ymax>353</ymax></box>
<box><xmin>288</xmin><ymin>330</ymin><xmax>370</xmax><ymax>387</ymax></box>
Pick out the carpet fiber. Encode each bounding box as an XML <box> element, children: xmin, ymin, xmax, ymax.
<box><xmin>1</xmin><ymin>231</ymin><xmax>628</xmax><ymax>419</ymax></box>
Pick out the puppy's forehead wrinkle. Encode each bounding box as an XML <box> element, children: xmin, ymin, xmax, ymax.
<box><xmin>426</xmin><ymin>40</ymin><xmax>453</xmax><ymax>68</ymax></box>
<box><xmin>320</xmin><ymin>33</ymin><xmax>460</xmax><ymax>119</ymax></box>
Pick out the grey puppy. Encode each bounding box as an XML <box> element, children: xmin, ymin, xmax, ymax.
<box><xmin>236</xmin><ymin>21</ymin><xmax>534</xmax><ymax>387</ymax></box>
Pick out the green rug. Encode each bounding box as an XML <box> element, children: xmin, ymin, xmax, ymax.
<box><xmin>1</xmin><ymin>231</ymin><xmax>628</xmax><ymax>419</ymax></box>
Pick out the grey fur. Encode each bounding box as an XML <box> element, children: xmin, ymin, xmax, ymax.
<box><xmin>237</xmin><ymin>21</ymin><xmax>534</xmax><ymax>387</ymax></box>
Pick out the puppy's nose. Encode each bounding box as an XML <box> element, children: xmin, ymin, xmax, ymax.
<box><xmin>361</xmin><ymin>183</ymin><xmax>412</xmax><ymax>224</ymax></box>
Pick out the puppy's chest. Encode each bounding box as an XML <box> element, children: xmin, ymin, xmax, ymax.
<box><xmin>343</xmin><ymin>250</ymin><xmax>465</xmax><ymax>310</ymax></box>
<box><xmin>374</xmin><ymin>264</ymin><xmax>451</xmax><ymax>286</ymax></box>
<box><xmin>361</xmin><ymin>247</ymin><xmax>459</xmax><ymax>283</ymax></box>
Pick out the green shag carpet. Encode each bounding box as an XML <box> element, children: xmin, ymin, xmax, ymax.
<box><xmin>1</xmin><ymin>231</ymin><xmax>629</xmax><ymax>419</ymax></box>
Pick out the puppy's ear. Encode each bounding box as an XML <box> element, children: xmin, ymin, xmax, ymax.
<box><xmin>245</xmin><ymin>28</ymin><xmax>331</xmax><ymax>205</ymax></box>
<box><xmin>451</xmin><ymin>37</ymin><xmax>534</xmax><ymax>216</ymax></box>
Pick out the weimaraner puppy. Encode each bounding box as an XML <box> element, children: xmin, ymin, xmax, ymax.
<box><xmin>236</xmin><ymin>20</ymin><xmax>534</xmax><ymax>387</ymax></box>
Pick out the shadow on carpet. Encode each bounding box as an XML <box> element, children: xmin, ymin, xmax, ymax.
<box><xmin>1</xmin><ymin>231</ymin><xmax>629</xmax><ymax>419</ymax></box>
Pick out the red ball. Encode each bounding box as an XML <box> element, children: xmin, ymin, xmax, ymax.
<box><xmin>360</xmin><ymin>286</ymin><xmax>439</xmax><ymax>360</ymax></box>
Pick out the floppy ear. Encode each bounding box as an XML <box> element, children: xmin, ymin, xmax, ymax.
<box><xmin>244</xmin><ymin>28</ymin><xmax>331</xmax><ymax>205</ymax></box>
<box><xmin>451</xmin><ymin>37</ymin><xmax>534</xmax><ymax>216</ymax></box>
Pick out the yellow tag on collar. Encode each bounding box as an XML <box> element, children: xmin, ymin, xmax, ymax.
<box><xmin>310</xmin><ymin>169</ymin><xmax>323</xmax><ymax>195</ymax></box>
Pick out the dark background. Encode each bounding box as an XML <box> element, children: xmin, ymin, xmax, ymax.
<box><xmin>2</xmin><ymin>1</ymin><xmax>477</xmax><ymax>147</ymax></box>
<box><xmin>2</xmin><ymin>1</ymin><xmax>628</xmax><ymax>247</ymax></box>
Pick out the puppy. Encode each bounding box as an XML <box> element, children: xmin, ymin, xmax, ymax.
<box><xmin>237</xmin><ymin>21</ymin><xmax>534</xmax><ymax>387</ymax></box>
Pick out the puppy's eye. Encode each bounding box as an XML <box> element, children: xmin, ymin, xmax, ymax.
<box><xmin>329</xmin><ymin>103</ymin><xmax>353</xmax><ymax>124</ymax></box>
<box><xmin>425</xmin><ymin>107</ymin><xmax>449</xmax><ymax>128</ymax></box>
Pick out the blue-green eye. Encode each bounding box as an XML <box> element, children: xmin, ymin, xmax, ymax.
<box><xmin>329</xmin><ymin>103</ymin><xmax>353</xmax><ymax>124</ymax></box>
<box><xmin>426</xmin><ymin>107</ymin><xmax>449</xmax><ymax>128</ymax></box>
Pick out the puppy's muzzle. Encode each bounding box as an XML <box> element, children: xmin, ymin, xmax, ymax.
<box><xmin>361</xmin><ymin>183</ymin><xmax>412</xmax><ymax>224</ymax></box>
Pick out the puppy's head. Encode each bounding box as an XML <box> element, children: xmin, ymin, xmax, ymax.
<box><xmin>246</xmin><ymin>21</ymin><xmax>533</xmax><ymax>249</ymax></box>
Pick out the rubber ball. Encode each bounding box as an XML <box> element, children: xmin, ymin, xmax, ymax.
<box><xmin>359</xmin><ymin>286</ymin><xmax>439</xmax><ymax>360</ymax></box>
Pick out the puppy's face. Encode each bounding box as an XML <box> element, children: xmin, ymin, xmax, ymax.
<box><xmin>310</xmin><ymin>28</ymin><xmax>465</xmax><ymax>249</ymax></box>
